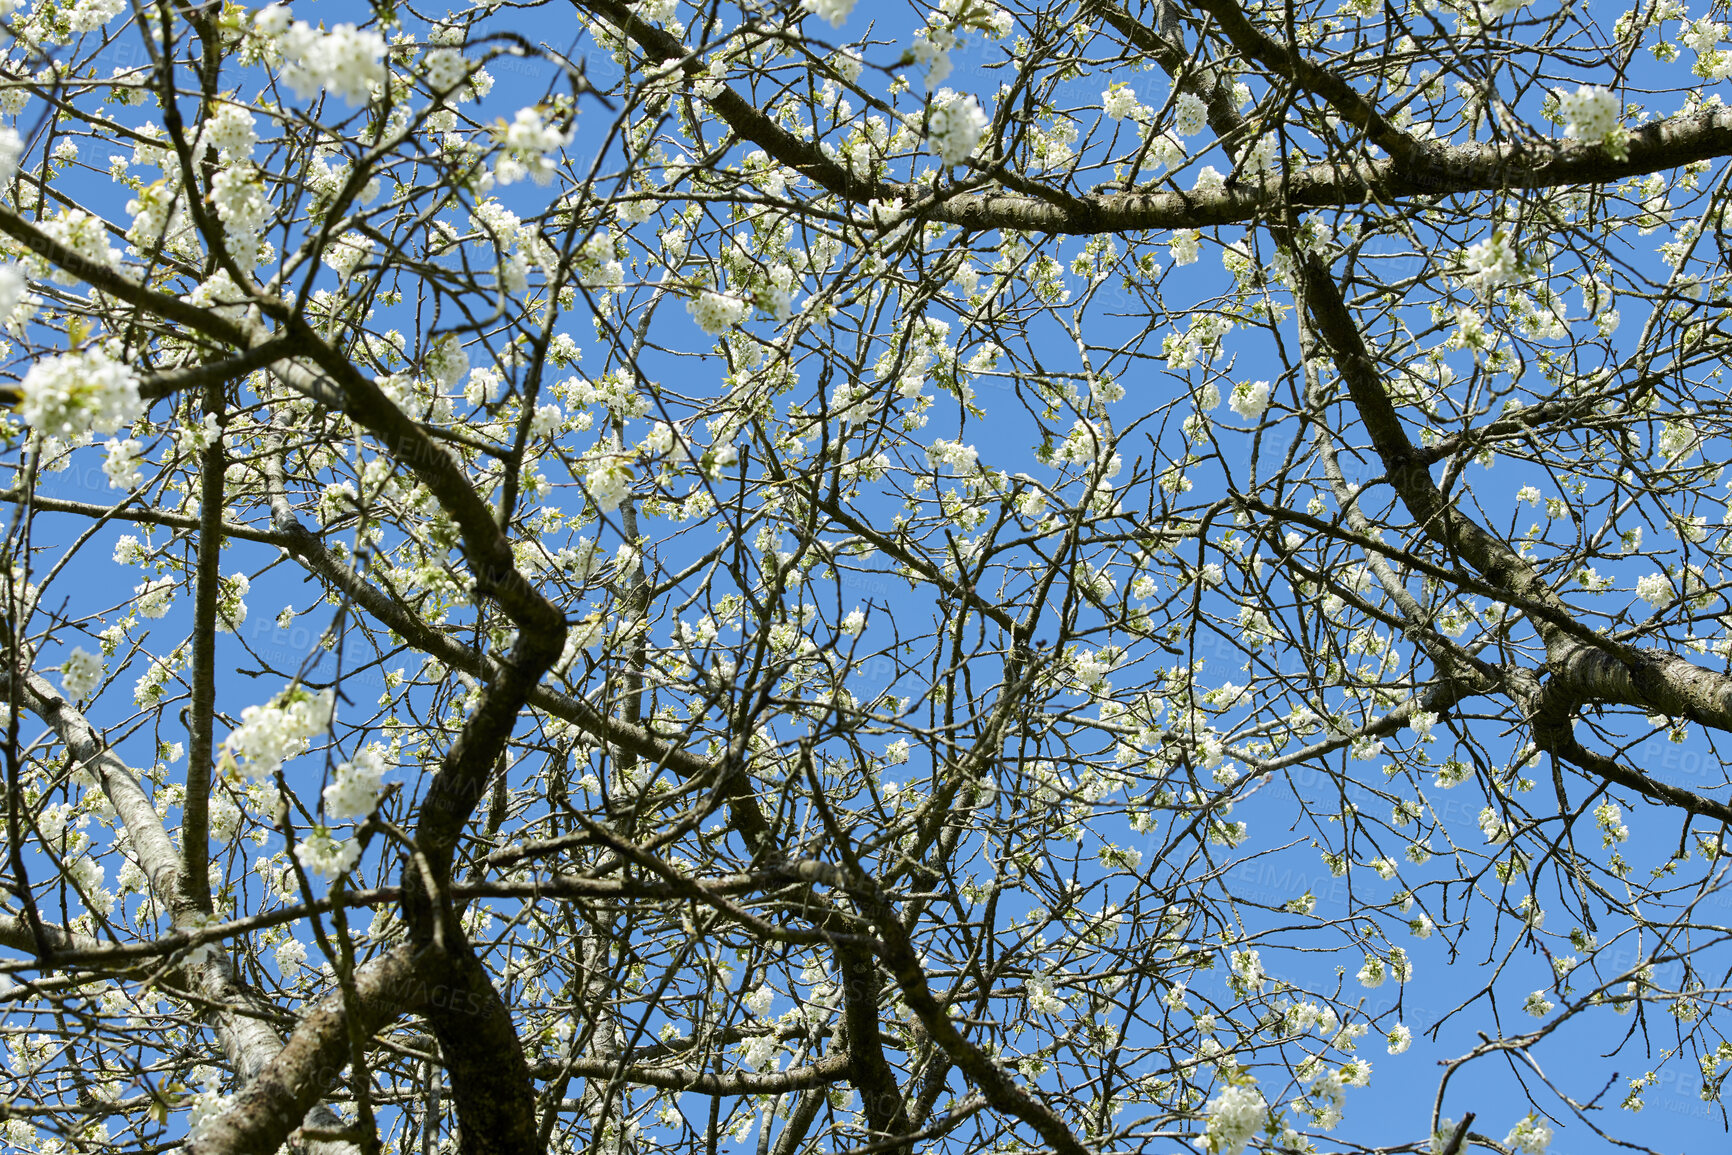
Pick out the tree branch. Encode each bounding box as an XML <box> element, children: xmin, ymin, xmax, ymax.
<box><xmin>183</xmin><ymin>945</ymin><xmax>428</xmax><ymax>1155</ymax></box>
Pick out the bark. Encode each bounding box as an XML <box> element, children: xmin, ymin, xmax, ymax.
<box><xmin>183</xmin><ymin>946</ymin><xmax>428</xmax><ymax>1155</ymax></box>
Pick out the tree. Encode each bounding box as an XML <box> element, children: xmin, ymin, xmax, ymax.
<box><xmin>3</xmin><ymin>0</ymin><xmax>1732</xmax><ymax>1151</ymax></box>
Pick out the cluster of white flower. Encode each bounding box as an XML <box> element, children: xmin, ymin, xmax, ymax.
<box><xmin>67</xmin><ymin>0</ymin><xmax>125</xmax><ymax>32</ymax></box>
<box><xmin>574</xmin><ymin>229</ymin><xmax>624</xmax><ymax>290</ymax></box>
<box><xmin>199</xmin><ymin>104</ymin><xmax>258</xmax><ymax>162</ymax></box>
<box><xmin>1164</xmin><ymin>311</ymin><xmax>1232</xmax><ymax>371</ymax></box>
<box><xmin>1101</xmin><ymin>83</ymin><xmax>1145</xmax><ymax>121</ymax></box>
<box><xmin>803</xmin><ymin>0</ymin><xmax>858</xmax><ymax>27</ymax></box>
<box><xmin>280</xmin><ymin>19</ymin><xmax>387</xmax><ymax>105</ymax></box>
<box><xmin>136</xmin><ymin>578</ymin><xmax>174</xmax><ymax>619</ymax></box>
<box><xmin>60</xmin><ymin>647</ymin><xmax>102</xmax><ymax>700</ymax></box>
<box><xmin>563</xmin><ymin>369</ymin><xmax>650</xmax><ymax>422</ymax></box>
<box><xmin>19</xmin><ymin>348</ymin><xmax>143</xmax><ymax>439</ymax></box>
<box><xmin>466</xmin><ymin>365</ymin><xmax>506</xmax><ymax>406</ymax></box>
<box><xmin>1174</xmin><ymin>91</ymin><xmax>1208</xmax><ymax>136</ymax></box>
<box><xmin>1386</xmin><ymin>1023</ymin><xmax>1413</xmax><ymax>1054</ymax></box>
<box><xmin>424</xmin><ymin>45</ymin><xmax>469</xmax><ymax>93</ymax></box>
<box><xmin>585</xmin><ymin>457</ymin><xmax>633</xmax><ymax>514</ymax></box>
<box><xmin>687</xmin><ymin>290</ymin><xmax>749</xmax><ymax>335</ymax></box>
<box><xmin>1049</xmin><ymin>418</ymin><xmax>1122</xmax><ymax>478</ymax></box>
<box><xmin>1148</xmin><ymin>130</ymin><xmax>1187</xmax><ymax>172</ymax></box>
<box><xmin>423</xmin><ymin>333</ymin><xmax>469</xmax><ymax>389</ymax></box>
<box><xmin>1170</xmin><ymin>229</ymin><xmax>1200</xmax><ymax>265</ymax></box>
<box><xmin>1229</xmin><ymin>948</ymin><xmax>1265</xmax><ymax>992</ymax></box>
<box><xmin>40</xmin><ymin>210</ymin><xmax>119</xmax><ymax>284</ymax></box>
<box><xmin>738</xmin><ymin>1032</ymin><xmax>785</xmax><ymax>1071</ymax></box>
<box><xmin>1683</xmin><ymin>16</ymin><xmax>1732</xmax><ymax>78</ymax></box>
<box><xmin>324</xmin><ymin>744</ymin><xmax>388</xmax><ymax>819</ymax></box>
<box><xmin>1228</xmin><ymin>380</ymin><xmax>1271</xmax><ymax>420</ymax></box>
<box><xmin>1594</xmin><ymin>800</ymin><xmax>1629</xmax><ymax>844</ymax></box>
<box><xmin>1673</xmin><ymin>512</ymin><xmax>1708</xmax><ymax>543</ymax></box>
<box><xmin>0</xmin><ymin>126</ymin><xmax>19</xmax><ymax>185</ymax></box>
<box><xmin>1636</xmin><ymin>572</ymin><xmax>1671</xmax><ymax>606</ymax></box>
<box><xmin>1658</xmin><ymin>411</ymin><xmax>1702</xmax><ymax>460</ymax></box>
<box><xmin>927</xmin><ymin>90</ymin><xmax>989</xmax><ymax>166</ymax></box>
<box><xmin>218</xmin><ymin>572</ymin><xmax>250</xmax><ymax>633</ymax></box>
<box><xmin>1192</xmin><ymin>165</ymin><xmax>1226</xmax><ymax>197</ymax></box>
<box><xmin>926</xmin><ymin>438</ymin><xmax>980</xmax><ymax>474</ymax></box>
<box><xmin>274</xmin><ymin>936</ymin><xmax>308</xmax><ymax>973</ymax></box>
<box><xmin>1202</xmin><ymin>1081</ymin><xmax>1266</xmax><ymax>1155</ymax></box>
<box><xmin>1283</xmin><ymin>1001</ymin><xmax>1339</xmax><ymax>1036</ymax></box>
<box><xmin>103</xmin><ymin>437</ymin><xmax>144</xmax><ymax>490</ymax></box>
<box><xmin>221</xmin><ymin>687</ymin><xmax>335</xmax><ymax>780</ymax></box>
<box><xmin>1522</xmin><ymin>989</ymin><xmax>1554</xmax><ymax>1017</ymax></box>
<box><xmin>294</xmin><ymin>827</ymin><xmax>362</xmax><ymax>883</ymax></box>
<box><xmin>127</xmin><ymin>181</ymin><xmax>192</xmax><ymax>259</ymax></box>
<box><xmin>1461</xmin><ymin>231</ymin><xmax>1520</xmax><ymax>294</ymax></box>
<box><xmin>495</xmin><ymin>106</ymin><xmax>572</xmax><ymax>186</ymax></box>
<box><xmin>321</xmin><ymin>232</ymin><xmax>374</xmax><ymax>281</ymax></box>
<box><xmin>210</xmin><ymin>168</ymin><xmax>271</xmax><ymax>266</ymax></box>
<box><xmin>0</xmin><ymin>262</ymin><xmax>23</xmax><ymax>330</ymax></box>
<box><xmin>1556</xmin><ymin>84</ymin><xmax>1624</xmax><ymax>150</ymax></box>
<box><xmin>1240</xmin><ymin>133</ymin><xmax>1279</xmax><ymax>177</ymax></box>
<box><xmin>186</xmin><ymin>270</ymin><xmax>249</xmax><ymax>324</ymax></box>
<box><xmin>910</xmin><ymin>25</ymin><xmax>958</xmax><ymax>86</ymax></box>
<box><xmin>528</xmin><ymin>402</ymin><xmax>563</xmax><ymax>437</ymax></box>
<box><xmin>1504</xmin><ymin>1113</ymin><xmax>1554</xmax><ymax>1154</ymax></box>
<box><xmin>184</xmin><ymin>1082</ymin><xmax>234</xmax><ymax>1147</ymax></box>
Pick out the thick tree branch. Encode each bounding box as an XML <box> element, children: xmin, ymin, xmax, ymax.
<box><xmin>2</xmin><ymin>670</ymin><xmax>365</xmax><ymax>1152</ymax></box>
<box><xmin>847</xmin><ymin>876</ymin><xmax>1093</xmax><ymax>1155</ymax></box>
<box><xmin>1171</xmin><ymin>0</ymin><xmax>1421</xmax><ymax>163</ymax></box>
<box><xmin>1296</xmin><ymin>244</ymin><xmax>1732</xmax><ymax>811</ymax></box>
<box><xmin>553</xmin><ymin>1050</ymin><xmax>850</xmax><ymax>1095</ymax></box>
<box><xmin>560</xmin><ymin>9</ymin><xmax>1732</xmax><ymax>235</ymax></box>
<box><xmin>183</xmin><ymin>945</ymin><xmax>428</xmax><ymax>1155</ymax></box>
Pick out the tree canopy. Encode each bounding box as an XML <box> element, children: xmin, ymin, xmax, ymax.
<box><xmin>3</xmin><ymin>0</ymin><xmax>1732</xmax><ymax>1153</ymax></box>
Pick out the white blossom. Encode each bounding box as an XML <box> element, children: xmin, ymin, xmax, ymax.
<box><xmin>60</xmin><ymin>647</ymin><xmax>102</xmax><ymax>700</ymax></box>
<box><xmin>1170</xmin><ymin>229</ymin><xmax>1200</xmax><ymax>265</ymax></box>
<box><xmin>802</xmin><ymin>0</ymin><xmax>857</xmax><ymax>26</ymax></box>
<box><xmin>294</xmin><ymin>828</ymin><xmax>362</xmax><ymax>883</ymax></box>
<box><xmin>1202</xmin><ymin>1081</ymin><xmax>1265</xmax><ymax>1155</ymax></box>
<box><xmin>1461</xmin><ymin>231</ymin><xmax>1520</xmax><ymax>294</ymax></box>
<box><xmin>927</xmin><ymin>90</ymin><xmax>989</xmax><ymax>166</ymax></box>
<box><xmin>1504</xmin><ymin>1114</ymin><xmax>1554</xmax><ymax>1154</ymax></box>
<box><xmin>1174</xmin><ymin>91</ymin><xmax>1207</xmax><ymax>136</ymax></box>
<box><xmin>280</xmin><ymin>21</ymin><xmax>387</xmax><ymax>105</ymax></box>
<box><xmin>1555</xmin><ymin>84</ymin><xmax>1622</xmax><ymax>148</ymax></box>
<box><xmin>1102</xmin><ymin>83</ymin><xmax>1144</xmax><ymax>121</ymax></box>
<box><xmin>687</xmin><ymin>290</ymin><xmax>749</xmax><ymax>335</ymax></box>
<box><xmin>222</xmin><ymin>688</ymin><xmax>335</xmax><ymax>780</ymax></box>
<box><xmin>136</xmin><ymin>578</ymin><xmax>174</xmax><ymax>619</ymax></box>
<box><xmin>103</xmin><ymin>438</ymin><xmax>144</xmax><ymax>490</ymax></box>
<box><xmin>1228</xmin><ymin>380</ymin><xmax>1271</xmax><ymax>420</ymax></box>
<box><xmin>324</xmin><ymin>744</ymin><xmax>389</xmax><ymax>820</ymax></box>
<box><xmin>495</xmin><ymin>106</ymin><xmax>572</xmax><ymax>186</ymax></box>
<box><xmin>19</xmin><ymin>349</ymin><xmax>142</xmax><ymax>439</ymax></box>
